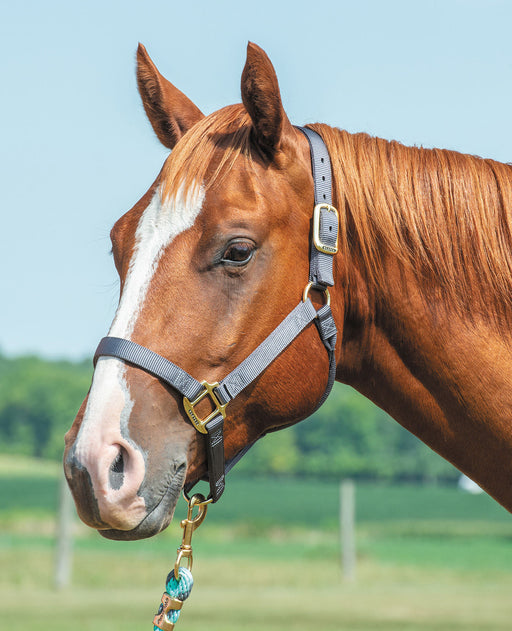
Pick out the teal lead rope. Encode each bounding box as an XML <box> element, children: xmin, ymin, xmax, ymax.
<box><xmin>152</xmin><ymin>494</ymin><xmax>209</xmax><ymax>631</ymax></box>
<box><xmin>153</xmin><ymin>567</ymin><xmax>194</xmax><ymax>630</ymax></box>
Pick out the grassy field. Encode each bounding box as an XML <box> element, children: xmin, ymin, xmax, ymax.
<box><xmin>1</xmin><ymin>455</ymin><xmax>512</xmax><ymax>630</ymax></box>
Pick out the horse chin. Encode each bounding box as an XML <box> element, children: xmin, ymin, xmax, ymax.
<box><xmin>98</xmin><ymin>463</ymin><xmax>186</xmax><ymax>541</ymax></box>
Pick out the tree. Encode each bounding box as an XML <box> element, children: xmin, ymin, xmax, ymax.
<box><xmin>0</xmin><ymin>352</ymin><xmax>458</xmax><ymax>482</ymax></box>
<box><xmin>0</xmin><ymin>353</ymin><xmax>91</xmax><ymax>459</ymax></box>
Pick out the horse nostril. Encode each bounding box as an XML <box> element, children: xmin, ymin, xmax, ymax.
<box><xmin>109</xmin><ymin>448</ymin><xmax>125</xmax><ymax>490</ymax></box>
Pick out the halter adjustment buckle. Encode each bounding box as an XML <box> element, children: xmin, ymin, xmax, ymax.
<box><xmin>313</xmin><ymin>203</ymin><xmax>339</xmax><ymax>254</ymax></box>
<box><xmin>183</xmin><ymin>381</ymin><xmax>227</xmax><ymax>434</ymax></box>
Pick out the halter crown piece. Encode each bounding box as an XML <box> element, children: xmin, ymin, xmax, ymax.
<box><xmin>93</xmin><ymin>126</ymin><xmax>339</xmax><ymax>502</ymax></box>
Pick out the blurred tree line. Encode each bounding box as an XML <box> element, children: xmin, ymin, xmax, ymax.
<box><xmin>0</xmin><ymin>352</ymin><xmax>458</xmax><ymax>482</ymax></box>
<box><xmin>0</xmin><ymin>353</ymin><xmax>91</xmax><ymax>460</ymax></box>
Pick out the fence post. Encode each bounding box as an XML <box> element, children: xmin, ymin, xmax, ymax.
<box><xmin>340</xmin><ymin>479</ymin><xmax>356</xmax><ymax>581</ymax></box>
<box><xmin>55</xmin><ymin>474</ymin><xmax>74</xmax><ymax>589</ymax></box>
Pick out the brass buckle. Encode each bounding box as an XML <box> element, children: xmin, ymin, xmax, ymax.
<box><xmin>183</xmin><ymin>381</ymin><xmax>227</xmax><ymax>434</ymax></box>
<box><xmin>313</xmin><ymin>203</ymin><xmax>339</xmax><ymax>254</ymax></box>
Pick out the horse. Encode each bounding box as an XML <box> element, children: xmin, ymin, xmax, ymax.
<box><xmin>64</xmin><ymin>42</ymin><xmax>512</xmax><ymax>541</ymax></box>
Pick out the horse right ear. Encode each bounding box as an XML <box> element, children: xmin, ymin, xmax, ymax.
<box><xmin>136</xmin><ymin>44</ymin><xmax>204</xmax><ymax>150</ymax></box>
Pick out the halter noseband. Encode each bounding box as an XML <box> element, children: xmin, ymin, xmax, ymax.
<box><xmin>93</xmin><ymin>127</ymin><xmax>339</xmax><ymax>503</ymax></box>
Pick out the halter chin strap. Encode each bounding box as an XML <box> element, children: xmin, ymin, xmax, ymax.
<box><xmin>93</xmin><ymin>126</ymin><xmax>338</xmax><ymax>503</ymax></box>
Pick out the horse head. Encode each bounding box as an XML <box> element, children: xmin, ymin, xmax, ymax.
<box><xmin>63</xmin><ymin>43</ymin><xmax>342</xmax><ymax>540</ymax></box>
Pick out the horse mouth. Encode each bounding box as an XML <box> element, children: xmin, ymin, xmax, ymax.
<box><xmin>98</xmin><ymin>463</ymin><xmax>186</xmax><ymax>541</ymax></box>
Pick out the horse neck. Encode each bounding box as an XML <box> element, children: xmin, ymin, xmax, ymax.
<box><xmin>336</xmin><ymin>248</ymin><xmax>512</xmax><ymax>511</ymax></box>
<box><xmin>324</xmin><ymin>129</ymin><xmax>512</xmax><ymax>511</ymax></box>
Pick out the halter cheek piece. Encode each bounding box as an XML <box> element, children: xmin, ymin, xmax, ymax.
<box><xmin>93</xmin><ymin>127</ymin><xmax>339</xmax><ymax>503</ymax></box>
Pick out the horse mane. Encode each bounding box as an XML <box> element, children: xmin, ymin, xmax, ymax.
<box><xmin>309</xmin><ymin>123</ymin><xmax>512</xmax><ymax>324</ymax></box>
<box><xmin>160</xmin><ymin>104</ymin><xmax>253</xmax><ymax>203</ymax></box>
<box><xmin>160</xmin><ymin>105</ymin><xmax>512</xmax><ymax>324</ymax></box>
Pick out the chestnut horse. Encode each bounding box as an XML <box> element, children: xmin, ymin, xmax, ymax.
<box><xmin>64</xmin><ymin>42</ymin><xmax>512</xmax><ymax>541</ymax></box>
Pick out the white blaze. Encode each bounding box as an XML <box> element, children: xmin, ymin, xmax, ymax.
<box><xmin>73</xmin><ymin>185</ymin><xmax>205</xmax><ymax>528</ymax></box>
<box><xmin>110</xmin><ymin>185</ymin><xmax>205</xmax><ymax>338</ymax></box>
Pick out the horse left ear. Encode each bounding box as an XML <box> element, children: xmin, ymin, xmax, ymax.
<box><xmin>136</xmin><ymin>43</ymin><xmax>204</xmax><ymax>149</ymax></box>
<box><xmin>241</xmin><ymin>42</ymin><xmax>293</xmax><ymax>155</ymax></box>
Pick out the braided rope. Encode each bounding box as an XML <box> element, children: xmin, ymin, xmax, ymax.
<box><xmin>153</xmin><ymin>567</ymin><xmax>194</xmax><ymax>630</ymax></box>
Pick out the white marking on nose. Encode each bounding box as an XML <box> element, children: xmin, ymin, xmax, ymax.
<box><xmin>73</xmin><ymin>184</ymin><xmax>205</xmax><ymax>529</ymax></box>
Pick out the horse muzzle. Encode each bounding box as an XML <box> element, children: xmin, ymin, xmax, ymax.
<box><xmin>63</xmin><ymin>379</ymin><xmax>190</xmax><ymax>539</ymax></box>
<box><xmin>64</xmin><ymin>436</ymin><xmax>187</xmax><ymax>538</ymax></box>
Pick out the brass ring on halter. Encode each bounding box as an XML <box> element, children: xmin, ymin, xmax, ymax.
<box><xmin>182</xmin><ymin>490</ymin><xmax>214</xmax><ymax>507</ymax></box>
<box><xmin>302</xmin><ymin>282</ymin><xmax>330</xmax><ymax>307</ymax></box>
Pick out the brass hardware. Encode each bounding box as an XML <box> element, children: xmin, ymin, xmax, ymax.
<box><xmin>153</xmin><ymin>494</ymin><xmax>209</xmax><ymax>631</ymax></box>
<box><xmin>303</xmin><ymin>282</ymin><xmax>331</xmax><ymax>307</ymax></box>
<box><xmin>183</xmin><ymin>381</ymin><xmax>228</xmax><ymax>434</ymax></box>
<box><xmin>313</xmin><ymin>203</ymin><xmax>339</xmax><ymax>254</ymax></box>
<box><xmin>153</xmin><ymin>593</ymin><xmax>183</xmax><ymax>631</ymax></box>
<box><xmin>174</xmin><ymin>493</ymin><xmax>209</xmax><ymax>581</ymax></box>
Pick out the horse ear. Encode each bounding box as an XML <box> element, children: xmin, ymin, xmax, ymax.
<box><xmin>241</xmin><ymin>42</ymin><xmax>293</xmax><ymax>155</ymax></box>
<box><xmin>136</xmin><ymin>44</ymin><xmax>204</xmax><ymax>149</ymax></box>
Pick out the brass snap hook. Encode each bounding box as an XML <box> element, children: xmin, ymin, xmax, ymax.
<box><xmin>173</xmin><ymin>493</ymin><xmax>210</xmax><ymax>580</ymax></box>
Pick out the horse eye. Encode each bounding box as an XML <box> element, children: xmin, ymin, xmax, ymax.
<box><xmin>221</xmin><ymin>241</ymin><xmax>254</xmax><ymax>265</ymax></box>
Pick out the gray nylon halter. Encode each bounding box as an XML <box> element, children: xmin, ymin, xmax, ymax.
<box><xmin>93</xmin><ymin>126</ymin><xmax>339</xmax><ymax>503</ymax></box>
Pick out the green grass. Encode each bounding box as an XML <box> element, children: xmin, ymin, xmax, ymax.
<box><xmin>2</xmin><ymin>455</ymin><xmax>512</xmax><ymax>630</ymax></box>
<box><xmin>2</xmin><ymin>535</ymin><xmax>512</xmax><ymax>631</ymax></box>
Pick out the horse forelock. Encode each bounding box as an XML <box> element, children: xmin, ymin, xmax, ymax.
<box><xmin>310</xmin><ymin>123</ymin><xmax>512</xmax><ymax>325</ymax></box>
<box><xmin>159</xmin><ymin>104</ymin><xmax>253</xmax><ymax>205</ymax></box>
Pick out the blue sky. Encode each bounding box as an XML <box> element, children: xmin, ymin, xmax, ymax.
<box><xmin>1</xmin><ymin>0</ymin><xmax>511</xmax><ymax>359</ymax></box>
